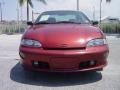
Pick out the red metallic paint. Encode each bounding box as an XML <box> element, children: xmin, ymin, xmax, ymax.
<box><xmin>23</xmin><ymin>24</ymin><xmax>103</xmax><ymax>49</ymax></box>
<box><xmin>19</xmin><ymin>21</ymin><xmax>109</xmax><ymax>72</ymax></box>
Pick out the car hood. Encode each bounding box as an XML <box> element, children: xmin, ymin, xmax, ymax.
<box><xmin>23</xmin><ymin>24</ymin><xmax>103</xmax><ymax>49</ymax></box>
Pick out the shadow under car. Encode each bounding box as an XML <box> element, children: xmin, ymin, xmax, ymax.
<box><xmin>10</xmin><ymin>63</ymin><xmax>102</xmax><ymax>87</ymax></box>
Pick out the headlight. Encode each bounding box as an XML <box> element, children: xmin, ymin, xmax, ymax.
<box><xmin>87</xmin><ymin>39</ymin><xmax>107</xmax><ymax>47</ymax></box>
<box><xmin>21</xmin><ymin>39</ymin><xmax>42</xmax><ymax>48</ymax></box>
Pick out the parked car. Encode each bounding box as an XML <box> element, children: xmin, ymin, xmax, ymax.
<box><xmin>19</xmin><ymin>10</ymin><xmax>109</xmax><ymax>72</ymax></box>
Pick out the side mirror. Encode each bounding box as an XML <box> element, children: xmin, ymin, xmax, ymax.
<box><xmin>27</xmin><ymin>21</ymin><xmax>33</xmax><ymax>25</ymax></box>
<box><xmin>91</xmin><ymin>21</ymin><xmax>98</xmax><ymax>25</ymax></box>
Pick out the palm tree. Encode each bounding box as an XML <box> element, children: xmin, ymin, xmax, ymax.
<box><xmin>18</xmin><ymin>0</ymin><xmax>46</xmax><ymax>21</ymax></box>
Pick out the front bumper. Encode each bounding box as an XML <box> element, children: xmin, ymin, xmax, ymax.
<box><xmin>19</xmin><ymin>45</ymin><xmax>109</xmax><ymax>72</ymax></box>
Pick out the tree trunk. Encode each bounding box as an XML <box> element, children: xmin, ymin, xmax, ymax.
<box><xmin>27</xmin><ymin>0</ymin><xmax>29</xmax><ymax>21</ymax></box>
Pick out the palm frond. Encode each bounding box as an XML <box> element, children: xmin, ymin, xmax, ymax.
<box><xmin>28</xmin><ymin>0</ymin><xmax>33</xmax><ymax>7</ymax></box>
<box><xmin>37</xmin><ymin>0</ymin><xmax>47</xmax><ymax>5</ymax></box>
<box><xmin>18</xmin><ymin>0</ymin><xmax>25</xmax><ymax>6</ymax></box>
<box><xmin>106</xmin><ymin>0</ymin><xmax>111</xmax><ymax>2</ymax></box>
<box><xmin>18</xmin><ymin>0</ymin><xmax>46</xmax><ymax>7</ymax></box>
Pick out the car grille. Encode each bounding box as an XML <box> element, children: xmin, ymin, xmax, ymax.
<box><xmin>43</xmin><ymin>47</ymin><xmax>86</xmax><ymax>50</ymax></box>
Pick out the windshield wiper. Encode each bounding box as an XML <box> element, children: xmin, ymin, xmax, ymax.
<box><xmin>35</xmin><ymin>21</ymin><xmax>81</xmax><ymax>25</ymax></box>
<box><xmin>56</xmin><ymin>21</ymin><xmax>81</xmax><ymax>24</ymax></box>
<box><xmin>35</xmin><ymin>21</ymin><xmax>53</xmax><ymax>25</ymax></box>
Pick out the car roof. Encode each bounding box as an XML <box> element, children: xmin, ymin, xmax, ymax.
<box><xmin>41</xmin><ymin>10</ymin><xmax>83</xmax><ymax>14</ymax></box>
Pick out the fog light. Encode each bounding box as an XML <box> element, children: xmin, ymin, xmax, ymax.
<box><xmin>32</xmin><ymin>61</ymin><xmax>50</xmax><ymax>69</ymax></box>
<box><xmin>19</xmin><ymin>52</ymin><xmax>25</xmax><ymax>59</ymax></box>
<box><xmin>104</xmin><ymin>52</ymin><xmax>109</xmax><ymax>58</ymax></box>
<box><xmin>33</xmin><ymin>61</ymin><xmax>39</xmax><ymax>66</ymax></box>
<box><xmin>89</xmin><ymin>61</ymin><xmax>95</xmax><ymax>66</ymax></box>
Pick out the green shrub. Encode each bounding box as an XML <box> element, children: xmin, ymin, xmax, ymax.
<box><xmin>1</xmin><ymin>23</ymin><xmax>120</xmax><ymax>34</ymax></box>
<box><xmin>100</xmin><ymin>23</ymin><xmax>120</xmax><ymax>34</ymax></box>
<box><xmin>0</xmin><ymin>23</ymin><xmax>27</xmax><ymax>34</ymax></box>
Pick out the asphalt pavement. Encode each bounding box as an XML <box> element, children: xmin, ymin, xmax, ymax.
<box><xmin>0</xmin><ymin>34</ymin><xmax>120</xmax><ymax>90</ymax></box>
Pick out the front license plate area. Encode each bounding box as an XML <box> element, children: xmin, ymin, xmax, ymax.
<box><xmin>50</xmin><ymin>58</ymin><xmax>78</xmax><ymax>69</ymax></box>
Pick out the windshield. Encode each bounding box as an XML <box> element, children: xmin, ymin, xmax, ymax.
<box><xmin>35</xmin><ymin>11</ymin><xmax>91</xmax><ymax>24</ymax></box>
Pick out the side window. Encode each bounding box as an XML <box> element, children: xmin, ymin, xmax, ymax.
<box><xmin>80</xmin><ymin>14</ymin><xmax>90</xmax><ymax>24</ymax></box>
<box><xmin>81</xmin><ymin>15</ymin><xmax>90</xmax><ymax>23</ymax></box>
<box><xmin>39</xmin><ymin>15</ymin><xmax>50</xmax><ymax>21</ymax></box>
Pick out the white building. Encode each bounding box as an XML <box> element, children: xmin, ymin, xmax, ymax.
<box><xmin>101</xmin><ymin>16</ymin><xmax>120</xmax><ymax>23</ymax></box>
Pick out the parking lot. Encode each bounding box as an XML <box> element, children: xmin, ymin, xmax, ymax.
<box><xmin>0</xmin><ymin>34</ymin><xmax>120</xmax><ymax>90</ymax></box>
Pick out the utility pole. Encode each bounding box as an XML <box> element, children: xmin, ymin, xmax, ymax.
<box><xmin>0</xmin><ymin>2</ymin><xmax>5</xmax><ymax>22</ymax></box>
<box><xmin>20</xmin><ymin>7</ymin><xmax>23</xmax><ymax>22</ymax></box>
<box><xmin>100</xmin><ymin>0</ymin><xmax>102</xmax><ymax>24</ymax></box>
<box><xmin>32</xmin><ymin>10</ymin><xmax>34</xmax><ymax>22</ymax></box>
<box><xmin>77</xmin><ymin>0</ymin><xmax>79</xmax><ymax>11</ymax></box>
<box><xmin>0</xmin><ymin>2</ymin><xmax>3</xmax><ymax>22</ymax></box>
<box><xmin>93</xmin><ymin>6</ymin><xmax>95</xmax><ymax>21</ymax></box>
<box><xmin>17</xmin><ymin>2</ymin><xmax>20</xmax><ymax>33</ymax></box>
<box><xmin>27</xmin><ymin>0</ymin><xmax>29</xmax><ymax>21</ymax></box>
<box><xmin>0</xmin><ymin>2</ymin><xmax>2</xmax><ymax>22</ymax></box>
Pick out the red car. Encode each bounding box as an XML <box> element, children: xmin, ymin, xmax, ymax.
<box><xmin>19</xmin><ymin>10</ymin><xmax>109</xmax><ymax>72</ymax></box>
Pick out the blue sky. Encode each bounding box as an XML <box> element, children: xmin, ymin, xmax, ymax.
<box><xmin>1</xmin><ymin>0</ymin><xmax>120</xmax><ymax>21</ymax></box>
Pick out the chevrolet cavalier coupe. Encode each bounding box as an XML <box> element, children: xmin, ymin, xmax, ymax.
<box><xmin>19</xmin><ymin>10</ymin><xmax>109</xmax><ymax>72</ymax></box>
